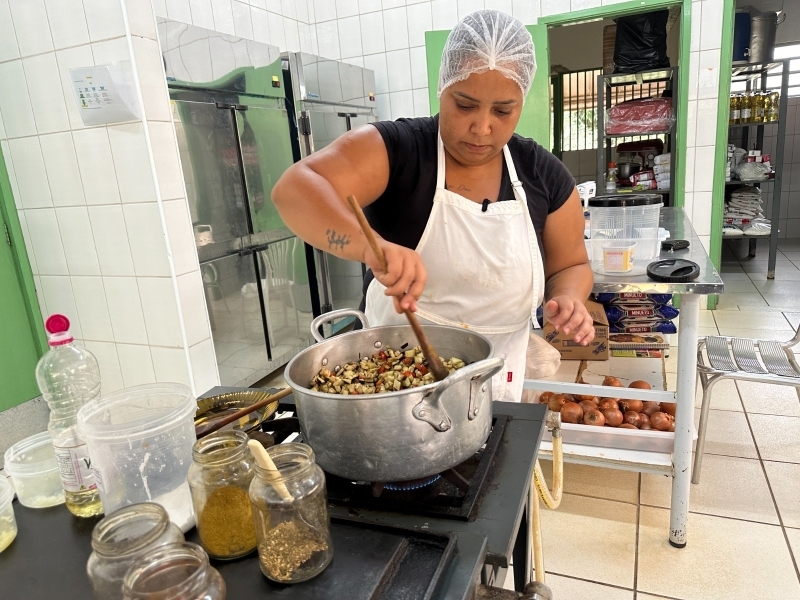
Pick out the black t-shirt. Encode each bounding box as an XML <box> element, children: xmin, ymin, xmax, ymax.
<box><xmin>359</xmin><ymin>115</ymin><xmax>575</xmax><ymax>309</ymax></box>
<box><xmin>366</xmin><ymin>114</ymin><xmax>576</xmax><ymax>256</ymax></box>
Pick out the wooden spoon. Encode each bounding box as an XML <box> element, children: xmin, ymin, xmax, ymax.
<box><xmin>195</xmin><ymin>387</ymin><xmax>293</xmax><ymax>439</ymax></box>
<box><xmin>346</xmin><ymin>195</ymin><xmax>449</xmax><ymax>381</ymax></box>
<box><xmin>247</xmin><ymin>439</ymin><xmax>294</xmax><ymax>502</ymax></box>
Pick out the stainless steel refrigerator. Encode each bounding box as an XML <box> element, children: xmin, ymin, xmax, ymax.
<box><xmin>157</xmin><ymin>19</ymin><xmax>316</xmax><ymax>387</ymax></box>
<box><xmin>282</xmin><ymin>52</ymin><xmax>380</xmax><ymax>335</ymax></box>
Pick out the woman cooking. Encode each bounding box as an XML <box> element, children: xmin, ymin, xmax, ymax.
<box><xmin>273</xmin><ymin>10</ymin><xmax>594</xmax><ymax>403</ymax></box>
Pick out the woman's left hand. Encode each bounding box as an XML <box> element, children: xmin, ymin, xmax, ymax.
<box><xmin>544</xmin><ymin>296</ymin><xmax>595</xmax><ymax>346</ymax></box>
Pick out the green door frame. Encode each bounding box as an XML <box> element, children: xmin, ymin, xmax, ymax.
<box><xmin>0</xmin><ymin>147</ymin><xmax>47</xmax><ymax>409</ymax></box>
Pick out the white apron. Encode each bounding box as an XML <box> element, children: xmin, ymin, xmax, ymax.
<box><xmin>365</xmin><ymin>132</ymin><xmax>546</xmax><ymax>402</ymax></box>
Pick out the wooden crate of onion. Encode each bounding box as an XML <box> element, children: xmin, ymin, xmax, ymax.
<box><xmin>539</xmin><ymin>377</ymin><xmax>681</xmax><ymax>454</ymax></box>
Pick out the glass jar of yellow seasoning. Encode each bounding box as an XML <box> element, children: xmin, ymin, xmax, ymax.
<box><xmin>249</xmin><ymin>443</ymin><xmax>333</xmax><ymax>583</ymax></box>
<box><xmin>187</xmin><ymin>430</ymin><xmax>257</xmax><ymax>560</ymax></box>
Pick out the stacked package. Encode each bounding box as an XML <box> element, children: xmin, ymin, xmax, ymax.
<box><xmin>723</xmin><ymin>185</ymin><xmax>770</xmax><ymax>236</ymax></box>
<box><xmin>595</xmin><ymin>293</ymin><xmax>678</xmax><ymax>335</ymax></box>
<box><xmin>653</xmin><ymin>153</ymin><xmax>670</xmax><ymax>190</ymax></box>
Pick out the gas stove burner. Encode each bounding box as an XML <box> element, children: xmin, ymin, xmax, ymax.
<box><xmin>384</xmin><ymin>474</ymin><xmax>441</xmax><ymax>491</ymax></box>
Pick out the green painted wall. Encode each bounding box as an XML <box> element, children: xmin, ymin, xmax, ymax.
<box><xmin>0</xmin><ymin>148</ymin><xmax>46</xmax><ymax>410</ymax></box>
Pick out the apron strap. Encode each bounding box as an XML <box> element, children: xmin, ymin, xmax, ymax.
<box><xmin>436</xmin><ymin>133</ymin><xmax>446</xmax><ymax>190</ymax></box>
<box><xmin>502</xmin><ymin>145</ymin><xmax>525</xmax><ymax>193</ymax></box>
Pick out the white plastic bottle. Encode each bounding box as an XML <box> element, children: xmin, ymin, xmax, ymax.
<box><xmin>35</xmin><ymin>314</ymin><xmax>103</xmax><ymax>517</ymax></box>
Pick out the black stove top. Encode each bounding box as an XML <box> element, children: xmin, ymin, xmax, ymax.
<box><xmin>265</xmin><ymin>408</ymin><xmax>509</xmax><ymax>523</ymax></box>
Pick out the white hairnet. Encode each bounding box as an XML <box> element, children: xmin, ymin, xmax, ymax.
<box><xmin>438</xmin><ymin>10</ymin><xmax>536</xmax><ymax>100</ymax></box>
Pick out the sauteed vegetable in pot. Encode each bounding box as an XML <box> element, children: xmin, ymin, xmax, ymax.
<box><xmin>311</xmin><ymin>347</ymin><xmax>466</xmax><ymax>395</ymax></box>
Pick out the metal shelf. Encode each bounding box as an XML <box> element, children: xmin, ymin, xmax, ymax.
<box><xmin>604</xmin><ymin>67</ymin><xmax>675</xmax><ymax>87</ymax></box>
<box><xmin>722</xmin><ymin>59</ymin><xmax>791</xmax><ymax>280</ymax></box>
<box><xmin>725</xmin><ymin>178</ymin><xmax>771</xmax><ymax>186</ymax></box>
<box><xmin>728</xmin><ymin>120</ymin><xmax>780</xmax><ymax>129</ymax></box>
<box><xmin>597</xmin><ymin>67</ymin><xmax>678</xmax><ymax>207</ymax></box>
<box><xmin>616</xmin><ymin>187</ymin><xmax>671</xmax><ymax>194</ymax></box>
<box><xmin>604</xmin><ymin>130</ymin><xmax>672</xmax><ymax>139</ymax></box>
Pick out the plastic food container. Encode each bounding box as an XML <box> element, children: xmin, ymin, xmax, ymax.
<box><xmin>0</xmin><ymin>476</ymin><xmax>18</xmax><ymax>553</ymax></box>
<box><xmin>602</xmin><ymin>241</ymin><xmax>636</xmax><ymax>273</ymax></box>
<box><xmin>588</xmin><ymin>195</ymin><xmax>663</xmax><ymax>276</ymax></box>
<box><xmin>77</xmin><ymin>384</ymin><xmax>198</xmax><ymax>532</ymax></box>
<box><xmin>3</xmin><ymin>432</ymin><xmax>65</xmax><ymax>508</ymax></box>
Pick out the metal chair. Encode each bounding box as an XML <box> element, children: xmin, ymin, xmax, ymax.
<box><xmin>694</xmin><ymin>325</ymin><xmax>800</xmax><ymax>483</ymax></box>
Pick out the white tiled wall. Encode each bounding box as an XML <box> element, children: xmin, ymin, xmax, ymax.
<box><xmin>0</xmin><ymin>0</ymin><xmax>219</xmax><ymax>396</ymax></box>
<box><xmin>152</xmin><ymin>0</ymin><xmax>318</xmax><ymax>54</ymax></box>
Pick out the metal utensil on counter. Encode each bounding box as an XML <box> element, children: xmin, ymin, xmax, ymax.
<box><xmin>195</xmin><ymin>388</ymin><xmax>292</xmax><ymax>439</ymax></box>
<box><xmin>345</xmin><ymin>194</ymin><xmax>449</xmax><ymax>382</ymax></box>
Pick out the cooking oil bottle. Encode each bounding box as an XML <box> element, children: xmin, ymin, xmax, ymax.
<box><xmin>35</xmin><ymin>314</ymin><xmax>103</xmax><ymax>517</ymax></box>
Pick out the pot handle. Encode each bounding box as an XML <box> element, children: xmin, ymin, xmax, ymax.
<box><xmin>310</xmin><ymin>309</ymin><xmax>370</xmax><ymax>343</ymax></box>
<box><xmin>412</xmin><ymin>357</ymin><xmax>504</xmax><ymax>432</ymax></box>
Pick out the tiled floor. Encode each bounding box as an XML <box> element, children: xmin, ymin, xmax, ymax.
<box><xmin>520</xmin><ymin>237</ymin><xmax>800</xmax><ymax>599</ymax></box>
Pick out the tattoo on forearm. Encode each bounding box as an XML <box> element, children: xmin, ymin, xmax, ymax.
<box><xmin>326</xmin><ymin>229</ymin><xmax>351</xmax><ymax>252</ymax></box>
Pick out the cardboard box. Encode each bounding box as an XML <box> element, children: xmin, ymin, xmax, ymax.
<box><xmin>543</xmin><ymin>299</ymin><xmax>609</xmax><ymax>360</ymax></box>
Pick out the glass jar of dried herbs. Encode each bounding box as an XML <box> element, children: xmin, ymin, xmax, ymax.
<box><xmin>188</xmin><ymin>430</ymin><xmax>256</xmax><ymax>560</ymax></box>
<box><xmin>249</xmin><ymin>443</ymin><xmax>333</xmax><ymax>583</ymax></box>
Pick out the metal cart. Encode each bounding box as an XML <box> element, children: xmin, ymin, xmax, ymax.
<box><xmin>526</xmin><ymin>207</ymin><xmax>724</xmax><ymax>547</ymax></box>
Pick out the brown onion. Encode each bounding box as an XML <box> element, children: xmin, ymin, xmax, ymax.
<box><xmin>573</xmin><ymin>382</ymin><xmax>596</xmax><ymax>402</ymax></box>
<box><xmin>579</xmin><ymin>399</ymin><xmax>598</xmax><ymax>413</ymax></box>
<box><xmin>602</xmin><ymin>408</ymin><xmax>624</xmax><ymax>427</ymax></box>
<box><xmin>639</xmin><ymin>422</ymin><xmax>653</xmax><ymax>430</ymax></box>
<box><xmin>629</xmin><ymin>380</ymin><xmax>652</xmax><ymax>390</ymax></box>
<box><xmin>539</xmin><ymin>391</ymin><xmax>554</xmax><ymax>405</ymax></box>
<box><xmin>660</xmin><ymin>402</ymin><xmax>677</xmax><ymax>417</ymax></box>
<box><xmin>668</xmin><ymin>421</ymin><xmax>676</xmax><ymax>432</ymax></box>
<box><xmin>620</xmin><ymin>399</ymin><xmax>643</xmax><ymax>413</ymax></box>
<box><xmin>598</xmin><ymin>398</ymin><xmax>620</xmax><ymax>411</ymax></box>
<box><xmin>618</xmin><ymin>423</ymin><xmax>638</xmax><ymax>429</ymax></box>
<box><xmin>548</xmin><ymin>393</ymin><xmax>568</xmax><ymax>412</ymax></box>
<box><xmin>650</xmin><ymin>412</ymin><xmax>671</xmax><ymax>431</ymax></box>
<box><xmin>638</xmin><ymin>412</ymin><xmax>650</xmax><ymax>426</ymax></box>
<box><xmin>603</xmin><ymin>376</ymin><xmax>623</xmax><ymax>387</ymax></box>
<box><xmin>642</xmin><ymin>401</ymin><xmax>660</xmax><ymax>415</ymax></box>
<box><xmin>583</xmin><ymin>409</ymin><xmax>605</xmax><ymax>426</ymax></box>
<box><xmin>623</xmin><ymin>411</ymin><xmax>641</xmax><ymax>427</ymax></box>
<box><xmin>560</xmin><ymin>402</ymin><xmax>584</xmax><ymax>424</ymax></box>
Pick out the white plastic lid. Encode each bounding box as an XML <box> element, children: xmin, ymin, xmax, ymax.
<box><xmin>3</xmin><ymin>431</ymin><xmax>60</xmax><ymax>477</ymax></box>
<box><xmin>45</xmin><ymin>314</ymin><xmax>73</xmax><ymax>346</ymax></box>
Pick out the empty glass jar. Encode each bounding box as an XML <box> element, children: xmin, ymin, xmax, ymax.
<box><xmin>249</xmin><ymin>443</ymin><xmax>333</xmax><ymax>583</ymax></box>
<box><xmin>122</xmin><ymin>542</ymin><xmax>225</xmax><ymax>600</ymax></box>
<box><xmin>87</xmin><ymin>502</ymin><xmax>184</xmax><ymax>600</ymax></box>
<box><xmin>187</xmin><ymin>430</ymin><xmax>257</xmax><ymax>560</ymax></box>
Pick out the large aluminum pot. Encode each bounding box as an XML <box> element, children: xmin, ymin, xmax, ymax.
<box><xmin>284</xmin><ymin>309</ymin><xmax>504</xmax><ymax>482</ymax></box>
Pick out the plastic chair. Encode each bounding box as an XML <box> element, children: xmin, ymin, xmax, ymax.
<box><xmin>262</xmin><ymin>239</ymin><xmax>301</xmax><ymax>338</ymax></box>
<box><xmin>694</xmin><ymin>325</ymin><xmax>800</xmax><ymax>483</ymax></box>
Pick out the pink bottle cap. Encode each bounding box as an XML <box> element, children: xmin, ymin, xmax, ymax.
<box><xmin>45</xmin><ymin>314</ymin><xmax>74</xmax><ymax>346</ymax></box>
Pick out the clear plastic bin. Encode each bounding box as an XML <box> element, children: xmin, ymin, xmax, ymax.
<box><xmin>77</xmin><ymin>384</ymin><xmax>198</xmax><ymax>532</ymax></box>
<box><xmin>588</xmin><ymin>195</ymin><xmax>663</xmax><ymax>276</ymax></box>
<box><xmin>3</xmin><ymin>432</ymin><xmax>65</xmax><ymax>508</ymax></box>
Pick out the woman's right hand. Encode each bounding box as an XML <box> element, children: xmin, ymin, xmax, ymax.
<box><xmin>362</xmin><ymin>239</ymin><xmax>427</xmax><ymax>314</ymax></box>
